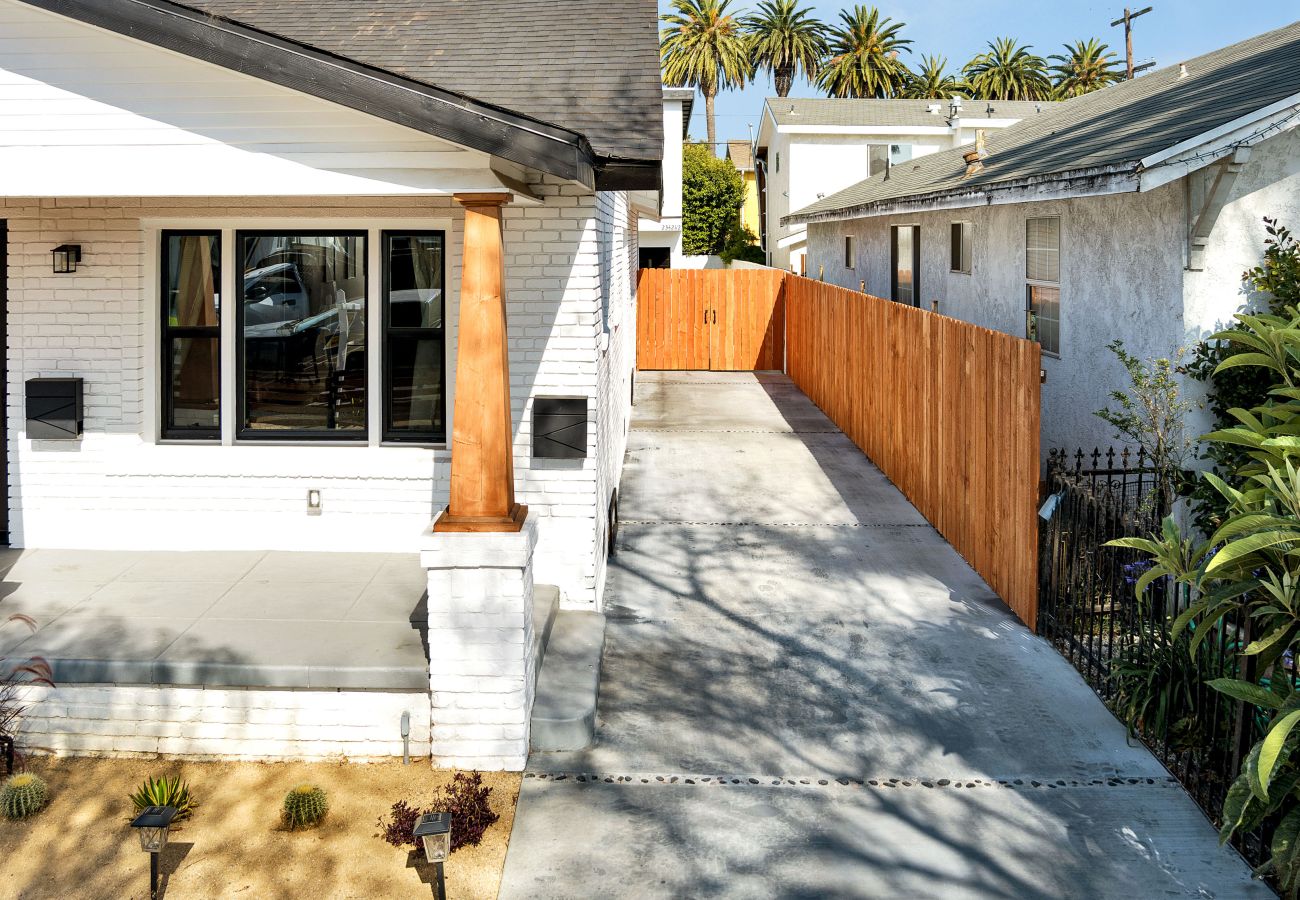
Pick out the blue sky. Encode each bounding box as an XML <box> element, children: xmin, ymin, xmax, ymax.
<box><xmin>657</xmin><ymin>1</ymin><xmax>1299</xmax><ymax>145</ymax></box>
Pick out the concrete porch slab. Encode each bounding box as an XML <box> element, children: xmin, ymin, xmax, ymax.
<box><xmin>0</xmin><ymin>549</ymin><xmax>428</xmax><ymax>691</ymax></box>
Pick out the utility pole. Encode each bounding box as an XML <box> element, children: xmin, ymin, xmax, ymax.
<box><xmin>1111</xmin><ymin>6</ymin><xmax>1154</xmax><ymax>80</ymax></box>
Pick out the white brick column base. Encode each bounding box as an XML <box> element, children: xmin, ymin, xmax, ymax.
<box><xmin>421</xmin><ymin>512</ymin><xmax>539</xmax><ymax>771</ymax></box>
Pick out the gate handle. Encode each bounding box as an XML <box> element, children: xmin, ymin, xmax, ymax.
<box><xmin>712</xmin><ymin>309</ymin><xmax>717</xmax><ymax>324</ymax></box>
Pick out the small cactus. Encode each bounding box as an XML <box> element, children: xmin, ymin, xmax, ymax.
<box><xmin>282</xmin><ymin>783</ymin><xmax>328</xmax><ymax>830</ymax></box>
<box><xmin>1</xmin><ymin>773</ymin><xmax>48</xmax><ymax>820</ymax></box>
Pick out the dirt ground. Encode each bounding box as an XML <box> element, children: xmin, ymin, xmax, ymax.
<box><xmin>0</xmin><ymin>757</ymin><xmax>520</xmax><ymax>899</ymax></box>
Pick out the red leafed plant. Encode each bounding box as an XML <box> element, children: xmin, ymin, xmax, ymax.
<box><xmin>1</xmin><ymin>614</ymin><xmax>55</xmax><ymax>772</ymax></box>
<box><xmin>378</xmin><ymin>772</ymin><xmax>500</xmax><ymax>853</ymax></box>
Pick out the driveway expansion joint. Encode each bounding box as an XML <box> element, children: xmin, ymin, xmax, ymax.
<box><xmin>523</xmin><ymin>771</ymin><xmax>1182</xmax><ymax>791</ymax></box>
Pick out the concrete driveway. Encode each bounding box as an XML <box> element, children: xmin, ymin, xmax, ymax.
<box><xmin>499</xmin><ymin>372</ymin><xmax>1267</xmax><ymax>899</ymax></box>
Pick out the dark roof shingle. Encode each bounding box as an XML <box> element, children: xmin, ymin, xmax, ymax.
<box><xmin>789</xmin><ymin>20</ymin><xmax>1300</xmax><ymax>222</ymax></box>
<box><xmin>176</xmin><ymin>0</ymin><xmax>665</xmax><ymax>162</ymax></box>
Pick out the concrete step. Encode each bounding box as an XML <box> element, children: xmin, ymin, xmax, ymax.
<box><xmin>531</xmin><ymin>585</ymin><xmax>561</xmax><ymax>685</ymax></box>
<box><xmin>530</xmin><ymin>610</ymin><xmax>606</xmax><ymax>752</ymax></box>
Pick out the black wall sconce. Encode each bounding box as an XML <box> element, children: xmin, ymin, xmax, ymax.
<box><xmin>52</xmin><ymin>244</ymin><xmax>81</xmax><ymax>274</ymax></box>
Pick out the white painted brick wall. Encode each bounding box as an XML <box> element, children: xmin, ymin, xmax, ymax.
<box><xmin>1</xmin><ymin>185</ymin><xmax>634</xmax><ymax>605</ymax></box>
<box><xmin>15</xmin><ymin>683</ymin><xmax>429</xmax><ymax>761</ymax></box>
<box><xmin>422</xmin><ymin>515</ymin><xmax>538</xmax><ymax>771</ymax></box>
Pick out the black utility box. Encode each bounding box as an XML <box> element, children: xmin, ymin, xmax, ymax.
<box><xmin>532</xmin><ymin>397</ymin><xmax>588</xmax><ymax>459</ymax></box>
<box><xmin>26</xmin><ymin>378</ymin><xmax>83</xmax><ymax>440</ymax></box>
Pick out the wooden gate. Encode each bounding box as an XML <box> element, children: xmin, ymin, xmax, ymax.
<box><xmin>636</xmin><ymin>268</ymin><xmax>785</xmax><ymax>370</ymax></box>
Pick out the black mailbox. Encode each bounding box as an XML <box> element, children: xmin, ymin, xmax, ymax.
<box><xmin>26</xmin><ymin>378</ymin><xmax>83</xmax><ymax>440</ymax></box>
<box><xmin>532</xmin><ymin>397</ymin><xmax>588</xmax><ymax>459</ymax></box>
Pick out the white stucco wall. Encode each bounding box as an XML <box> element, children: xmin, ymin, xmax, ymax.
<box><xmin>637</xmin><ymin>94</ymin><xmax>685</xmax><ymax>266</ymax></box>
<box><xmin>805</xmin><ymin>127</ymin><xmax>1300</xmax><ymax>458</ymax></box>
<box><xmin>1</xmin><ymin>183</ymin><xmax>631</xmax><ymax>607</ymax></box>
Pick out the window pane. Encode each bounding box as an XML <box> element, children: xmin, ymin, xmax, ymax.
<box><xmin>387</xmin><ymin>235</ymin><xmax>444</xmax><ymax>328</ymax></box>
<box><xmin>384</xmin><ymin>233</ymin><xmax>445</xmax><ymax>441</ymax></box>
<box><xmin>388</xmin><ymin>333</ymin><xmax>444</xmax><ymax>436</ymax></box>
<box><xmin>165</xmin><ymin>234</ymin><xmax>219</xmax><ymax>327</ymax></box>
<box><xmin>950</xmin><ymin>223</ymin><xmax>962</xmax><ymax>271</ymax></box>
<box><xmin>869</xmin><ymin>144</ymin><xmax>889</xmax><ymax>176</ymax></box>
<box><xmin>240</xmin><ymin>234</ymin><xmax>367</xmax><ymax>435</ymax></box>
<box><xmin>168</xmin><ymin>336</ymin><xmax>220</xmax><ymax>431</ymax></box>
<box><xmin>1026</xmin><ymin>217</ymin><xmax>1060</xmax><ymax>283</ymax></box>
<box><xmin>894</xmin><ymin>226</ymin><xmax>915</xmax><ymax>305</ymax></box>
<box><xmin>1028</xmin><ymin>284</ymin><xmax>1060</xmax><ymax>355</ymax></box>
<box><xmin>962</xmin><ymin>224</ymin><xmax>973</xmax><ymax>273</ymax></box>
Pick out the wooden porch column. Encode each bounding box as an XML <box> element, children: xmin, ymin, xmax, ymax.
<box><xmin>434</xmin><ymin>193</ymin><xmax>527</xmax><ymax>533</ymax></box>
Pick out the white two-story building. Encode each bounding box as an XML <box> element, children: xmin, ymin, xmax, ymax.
<box><xmin>757</xmin><ymin>97</ymin><xmax>1057</xmax><ymax>273</ymax></box>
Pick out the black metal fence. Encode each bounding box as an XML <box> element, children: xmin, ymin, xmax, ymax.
<box><xmin>1037</xmin><ymin>448</ymin><xmax>1275</xmax><ymax>870</ymax></box>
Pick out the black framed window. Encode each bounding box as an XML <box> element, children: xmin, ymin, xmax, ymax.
<box><xmin>891</xmin><ymin>225</ymin><xmax>921</xmax><ymax>306</ymax></box>
<box><xmin>382</xmin><ymin>232</ymin><xmax>446</xmax><ymax>442</ymax></box>
<box><xmin>844</xmin><ymin>235</ymin><xmax>854</xmax><ymax>268</ymax></box>
<box><xmin>236</xmin><ymin>231</ymin><xmax>367</xmax><ymax>439</ymax></box>
<box><xmin>161</xmin><ymin>231</ymin><xmax>221</xmax><ymax>440</ymax></box>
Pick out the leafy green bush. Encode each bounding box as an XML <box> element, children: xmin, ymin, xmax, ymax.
<box><xmin>1</xmin><ymin>773</ymin><xmax>48</xmax><ymax>820</ymax></box>
<box><xmin>682</xmin><ymin>143</ymin><xmax>744</xmax><ymax>257</ymax></box>
<box><xmin>130</xmin><ymin>774</ymin><xmax>196</xmax><ymax>821</ymax></box>
<box><xmin>282</xmin><ymin>783</ymin><xmax>328</xmax><ymax>830</ymax></box>
<box><xmin>1108</xmin><ymin>220</ymin><xmax>1300</xmax><ymax>892</ymax></box>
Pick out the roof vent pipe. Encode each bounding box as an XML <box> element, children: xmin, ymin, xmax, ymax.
<box><xmin>1178</xmin><ymin>63</ymin><xmax>1189</xmax><ymax>78</ymax></box>
<box><xmin>962</xmin><ymin>149</ymin><xmax>983</xmax><ymax>177</ymax></box>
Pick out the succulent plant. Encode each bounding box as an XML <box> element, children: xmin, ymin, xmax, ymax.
<box><xmin>283</xmin><ymin>783</ymin><xmax>328</xmax><ymax>830</ymax></box>
<box><xmin>1</xmin><ymin>773</ymin><xmax>48</xmax><ymax>820</ymax></box>
<box><xmin>130</xmin><ymin>775</ymin><xmax>196</xmax><ymax>821</ymax></box>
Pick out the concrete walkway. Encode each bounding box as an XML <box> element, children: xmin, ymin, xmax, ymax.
<box><xmin>499</xmin><ymin>372</ymin><xmax>1267</xmax><ymax>899</ymax></box>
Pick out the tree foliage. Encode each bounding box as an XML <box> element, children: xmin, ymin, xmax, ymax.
<box><xmin>661</xmin><ymin>0</ymin><xmax>751</xmax><ymax>151</ymax></box>
<box><xmin>1049</xmin><ymin>38</ymin><xmax>1124</xmax><ymax>98</ymax></box>
<box><xmin>815</xmin><ymin>5</ymin><xmax>911</xmax><ymax>99</ymax></box>
<box><xmin>962</xmin><ymin>37</ymin><xmax>1052</xmax><ymax>101</ymax></box>
<box><xmin>900</xmin><ymin>54</ymin><xmax>964</xmax><ymax>99</ymax></box>
<box><xmin>682</xmin><ymin>142</ymin><xmax>745</xmax><ymax>256</ymax></box>
<box><xmin>743</xmin><ymin>0</ymin><xmax>827</xmax><ymax>98</ymax></box>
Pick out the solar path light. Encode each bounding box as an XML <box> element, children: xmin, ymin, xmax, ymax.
<box><xmin>413</xmin><ymin>811</ymin><xmax>452</xmax><ymax>900</ymax></box>
<box><xmin>129</xmin><ymin>805</ymin><xmax>177</xmax><ymax>900</ymax></box>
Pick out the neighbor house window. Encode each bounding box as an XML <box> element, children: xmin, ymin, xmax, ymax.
<box><xmin>1026</xmin><ymin>216</ymin><xmax>1060</xmax><ymax>355</ymax></box>
<box><xmin>236</xmin><ymin>231</ymin><xmax>368</xmax><ymax>439</ymax></box>
<box><xmin>844</xmin><ymin>235</ymin><xmax>855</xmax><ymax>268</ymax></box>
<box><xmin>950</xmin><ymin>222</ymin><xmax>972</xmax><ymax>274</ymax></box>
<box><xmin>891</xmin><ymin>225</ymin><xmax>920</xmax><ymax>306</ymax></box>
<box><xmin>161</xmin><ymin>231</ymin><xmax>221</xmax><ymax>440</ymax></box>
<box><xmin>868</xmin><ymin>144</ymin><xmax>889</xmax><ymax>176</ymax></box>
<box><xmin>775</xmin><ymin>152</ymin><xmax>780</xmax><ymax>173</ymax></box>
<box><xmin>382</xmin><ymin>232</ymin><xmax>446</xmax><ymax>442</ymax></box>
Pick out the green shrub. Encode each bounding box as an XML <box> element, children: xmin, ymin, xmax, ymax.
<box><xmin>1</xmin><ymin>773</ymin><xmax>48</xmax><ymax>819</ymax></box>
<box><xmin>682</xmin><ymin>143</ymin><xmax>744</xmax><ymax>257</ymax></box>
<box><xmin>130</xmin><ymin>775</ymin><xmax>196</xmax><ymax>821</ymax></box>
<box><xmin>282</xmin><ymin>783</ymin><xmax>329</xmax><ymax>830</ymax></box>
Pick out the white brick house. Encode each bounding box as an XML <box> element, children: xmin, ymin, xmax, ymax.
<box><xmin>0</xmin><ymin>0</ymin><xmax>661</xmax><ymax>769</ymax></box>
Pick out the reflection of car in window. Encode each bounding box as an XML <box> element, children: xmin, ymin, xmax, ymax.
<box><xmin>388</xmin><ymin>288</ymin><xmax>443</xmax><ymax>329</ymax></box>
<box><xmin>243</xmin><ymin>263</ymin><xmax>309</xmax><ymax>328</ymax></box>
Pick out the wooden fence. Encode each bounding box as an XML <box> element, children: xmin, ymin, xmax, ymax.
<box><xmin>636</xmin><ymin>268</ymin><xmax>785</xmax><ymax>371</ymax></box>
<box><xmin>783</xmin><ymin>275</ymin><xmax>1041</xmax><ymax>628</ymax></box>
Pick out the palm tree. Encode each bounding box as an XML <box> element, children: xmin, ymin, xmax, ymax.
<box><xmin>815</xmin><ymin>5</ymin><xmax>912</xmax><ymax>99</ymax></box>
<box><xmin>962</xmin><ymin>37</ymin><xmax>1053</xmax><ymax>101</ymax></box>
<box><xmin>744</xmin><ymin>0</ymin><xmax>828</xmax><ymax>98</ymax></box>
<box><xmin>901</xmin><ymin>54</ymin><xmax>965</xmax><ymax>99</ymax></box>
<box><xmin>661</xmin><ymin>0</ymin><xmax>751</xmax><ymax>153</ymax></box>
<box><xmin>1050</xmin><ymin>38</ymin><xmax>1124</xmax><ymax>98</ymax></box>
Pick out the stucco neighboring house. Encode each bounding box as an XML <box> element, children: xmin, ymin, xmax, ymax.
<box><xmin>727</xmin><ymin>139</ymin><xmax>761</xmax><ymax>242</ymax></box>
<box><xmin>786</xmin><ymin>21</ymin><xmax>1300</xmax><ymax>458</ymax></box>
<box><xmin>757</xmin><ymin>97</ymin><xmax>1057</xmax><ymax>274</ymax></box>
<box><xmin>636</xmin><ymin>88</ymin><xmax>694</xmax><ymax>268</ymax></box>
<box><xmin>0</xmin><ymin>0</ymin><xmax>662</xmax><ymax>770</ymax></box>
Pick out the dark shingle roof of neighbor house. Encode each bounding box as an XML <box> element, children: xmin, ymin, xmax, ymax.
<box><xmin>767</xmin><ymin>97</ymin><xmax>1058</xmax><ymax>128</ymax></box>
<box><xmin>727</xmin><ymin>141</ymin><xmax>755</xmax><ymax>170</ymax></box>
<box><xmin>18</xmin><ymin>0</ymin><xmax>663</xmax><ymax>188</ymax></box>
<box><xmin>787</xmin><ymin>19</ymin><xmax>1300</xmax><ymax>224</ymax></box>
